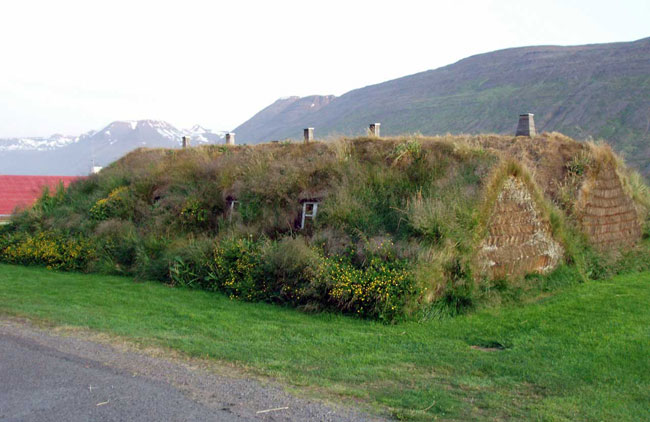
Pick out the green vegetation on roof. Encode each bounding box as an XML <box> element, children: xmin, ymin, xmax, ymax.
<box><xmin>1</xmin><ymin>134</ymin><xmax>649</xmax><ymax>320</ymax></box>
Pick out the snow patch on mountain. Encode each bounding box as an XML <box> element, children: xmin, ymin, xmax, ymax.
<box><xmin>0</xmin><ymin>134</ymin><xmax>80</xmax><ymax>152</ymax></box>
<box><xmin>0</xmin><ymin>120</ymin><xmax>227</xmax><ymax>153</ymax></box>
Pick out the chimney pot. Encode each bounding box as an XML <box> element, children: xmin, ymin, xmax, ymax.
<box><xmin>515</xmin><ymin>113</ymin><xmax>536</xmax><ymax>137</ymax></box>
<box><xmin>369</xmin><ymin>123</ymin><xmax>381</xmax><ymax>137</ymax></box>
<box><xmin>304</xmin><ymin>128</ymin><xmax>314</xmax><ymax>143</ymax></box>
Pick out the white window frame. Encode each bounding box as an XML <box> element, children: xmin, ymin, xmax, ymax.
<box><xmin>228</xmin><ymin>200</ymin><xmax>239</xmax><ymax>221</ymax></box>
<box><xmin>301</xmin><ymin>201</ymin><xmax>319</xmax><ymax>229</ymax></box>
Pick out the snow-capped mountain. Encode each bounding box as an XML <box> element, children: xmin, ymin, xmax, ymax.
<box><xmin>185</xmin><ymin>124</ymin><xmax>228</xmax><ymax>144</ymax></box>
<box><xmin>0</xmin><ymin>120</ymin><xmax>226</xmax><ymax>175</ymax></box>
<box><xmin>0</xmin><ymin>133</ymin><xmax>81</xmax><ymax>152</ymax></box>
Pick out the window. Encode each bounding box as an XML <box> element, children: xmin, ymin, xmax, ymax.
<box><xmin>228</xmin><ymin>200</ymin><xmax>239</xmax><ymax>221</ymax></box>
<box><xmin>301</xmin><ymin>201</ymin><xmax>319</xmax><ymax>229</ymax></box>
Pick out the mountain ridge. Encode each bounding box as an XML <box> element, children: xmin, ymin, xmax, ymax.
<box><xmin>233</xmin><ymin>37</ymin><xmax>650</xmax><ymax>175</ymax></box>
<box><xmin>0</xmin><ymin>120</ymin><xmax>226</xmax><ymax>175</ymax></box>
<box><xmin>3</xmin><ymin>38</ymin><xmax>649</xmax><ymax>176</ymax></box>
<box><xmin>233</xmin><ymin>95</ymin><xmax>335</xmax><ymax>142</ymax></box>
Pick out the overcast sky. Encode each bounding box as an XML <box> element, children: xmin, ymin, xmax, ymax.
<box><xmin>0</xmin><ymin>0</ymin><xmax>648</xmax><ymax>138</ymax></box>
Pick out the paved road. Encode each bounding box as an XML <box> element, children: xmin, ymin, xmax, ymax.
<box><xmin>1</xmin><ymin>332</ymin><xmax>233</xmax><ymax>421</ymax></box>
<box><xmin>0</xmin><ymin>318</ymin><xmax>386</xmax><ymax>422</ymax></box>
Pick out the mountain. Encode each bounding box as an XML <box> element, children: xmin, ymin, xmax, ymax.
<box><xmin>0</xmin><ymin>120</ymin><xmax>226</xmax><ymax>175</ymax></box>
<box><xmin>234</xmin><ymin>95</ymin><xmax>335</xmax><ymax>142</ymax></box>
<box><xmin>0</xmin><ymin>134</ymin><xmax>79</xmax><ymax>152</ymax></box>
<box><xmin>233</xmin><ymin>37</ymin><xmax>650</xmax><ymax>176</ymax></box>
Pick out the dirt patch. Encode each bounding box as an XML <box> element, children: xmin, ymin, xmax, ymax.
<box><xmin>470</xmin><ymin>339</ymin><xmax>509</xmax><ymax>352</ymax></box>
<box><xmin>470</xmin><ymin>345</ymin><xmax>504</xmax><ymax>352</ymax></box>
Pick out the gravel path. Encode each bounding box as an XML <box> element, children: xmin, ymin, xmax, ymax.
<box><xmin>0</xmin><ymin>317</ymin><xmax>388</xmax><ymax>422</ymax></box>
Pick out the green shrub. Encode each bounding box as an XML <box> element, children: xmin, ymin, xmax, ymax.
<box><xmin>325</xmin><ymin>254</ymin><xmax>416</xmax><ymax>322</ymax></box>
<box><xmin>206</xmin><ymin>237</ymin><xmax>264</xmax><ymax>300</ymax></box>
<box><xmin>406</xmin><ymin>190</ymin><xmax>475</xmax><ymax>245</ymax></box>
<box><xmin>90</xmin><ymin>186</ymin><xmax>132</xmax><ymax>220</ymax></box>
<box><xmin>162</xmin><ymin>234</ymin><xmax>423</xmax><ymax>322</ymax></box>
<box><xmin>34</xmin><ymin>183</ymin><xmax>67</xmax><ymax>214</ymax></box>
<box><xmin>610</xmin><ymin>239</ymin><xmax>650</xmax><ymax>275</ymax></box>
<box><xmin>134</xmin><ymin>235</ymin><xmax>172</xmax><ymax>282</ymax></box>
<box><xmin>168</xmin><ymin>237</ymin><xmax>215</xmax><ymax>289</ymax></box>
<box><xmin>565</xmin><ymin>150</ymin><xmax>593</xmax><ymax>177</ymax></box>
<box><xmin>179</xmin><ymin>198</ymin><xmax>210</xmax><ymax>229</ymax></box>
<box><xmin>391</xmin><ymin>138</ymin><xmax>422</xmax><ymax>165</ymax></box>
<box><xmin>93</xmin><ymin>219</ymin><xmax>140</xmax><ymax>274</ymax></box>
<box><xmin>434</xmin><ymin>258</ymin><xmax>474</xmax><ymax>316</ymax></box>
<box><xmin>259</xmin><ymin>236</ymin><xmax>325</xmax><ymax>305</ymax></box>
<box><xmin>0</xmin><ymin>230</ymin><xmax>96</xmax><ymax>271</ymax></box>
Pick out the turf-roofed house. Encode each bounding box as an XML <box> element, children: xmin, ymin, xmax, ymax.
<box><xmin>0</xmin><ymin>116</ymin><xmax>648</xmax><ymax>321</ymax></box>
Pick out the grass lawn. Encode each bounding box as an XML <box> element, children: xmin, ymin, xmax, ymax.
<box><xmin>0</xmin><ymin>263</ymin><xmax>648</xmax><ymax>421</ymax></box>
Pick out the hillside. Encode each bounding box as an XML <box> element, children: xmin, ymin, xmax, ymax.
<box><xmin>234</xmin><ymin>38</ymin><xmax>650</xmax><ymax>176</ymax></box>
<box><xmin>2</xmin><ymin>134</ymin><xmax>648</xmax><ymax>321</ymax></box>
<box><xmin>0</xmin><ymin>120</ymin><xmax>225</xmax><ymax>176</ymax></box>
<box><xmin>233</xmin><ymin>95</ymin><xmax>335</xmax><ymax>142</ymax></box>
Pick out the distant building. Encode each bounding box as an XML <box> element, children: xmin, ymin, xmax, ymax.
<box><xmin>0</xmin><ymin>175</ymin><xmax>81</xmax><ymax>220</ymax></box>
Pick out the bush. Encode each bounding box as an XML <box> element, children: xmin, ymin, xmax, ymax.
<box><xmin>164</xmin><ymin>234</ymin><xmax>422</xmax><ymax>322</ymax></box>
<box><xmin>607</xmin><ymin>238</ymin><xmax>650</xmax><ymax>275</ymax></box>
<box><xmin>259</xmin><ymin>236</ymin><xmax>325</xmax><ymax>306</ymax></box>
<box><xmin>406</xmin><ymin>190</ymin><xmax>475</xmax><ymax>245</ymax></box>
<box><xmin>134</xmin><ymin>235</ymin><xmax>172</xmax><ymax>282</ymax></box>
<box><xmin>0</xmin><ymin>231</ymin><xmax>96</xmax><ymax>271</ymax></box>
<box><xmin>325</xmin><ymin>254</ymin><xmax>416</xmax><ymax>322</ymax></box>
<box><xmin>93</xmin><ymin>219</ymin><xmax>140</xmax><ymax>274</ymax></box>
<box><xmin>206</xmin><ymin>236</ymin><xmax>264</xmax><ymax>300</ymax></box>
<box><xmin>179</xmin><ymin>198</ymin><xmax>210</xmax><ymax>229</ymax></box>
<box><xmin>433</xmin><ymin>258</ymin><xmax>474</xmax><ymax>316</ymax></box>
<box><xmin>34</xmin><ymin>183</ymin><xmax>67</xmax><ymax>214</ymax></box>
<box><xmin>168</xmin><ymin>237</ymin><xmax>215</xmax><ymax>289</ymax></box>
<box><xmin>90</xmin><ymin>186</ymin><xmax>132</xmax><ymax>220</ymax></box>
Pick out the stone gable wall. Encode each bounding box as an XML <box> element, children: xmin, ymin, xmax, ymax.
<box><xmin>479</xmin><ymin>176</ymin><xmax>563</xmax><ymax>279</ymax></box>
<box><xmin>578</xmin><ymin>163</ymin><xmax>641</xmax><ymax>249</ymax></box>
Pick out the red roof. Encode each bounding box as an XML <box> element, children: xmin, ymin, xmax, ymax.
<box><xmin>0</xmin><ymin>175</ymin><xmax>82</xmax><ymax>216</ymax></box>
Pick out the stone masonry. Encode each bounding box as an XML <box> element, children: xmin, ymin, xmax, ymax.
<box><xmin>479</xmin><ymin>176</ymin><xmax>563</xmax><ymax>279</ymax></box>
<box><xmin>577</xmin><ymin>163</ymin><xmax>641</xmax><ymax>249</ymax></box>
